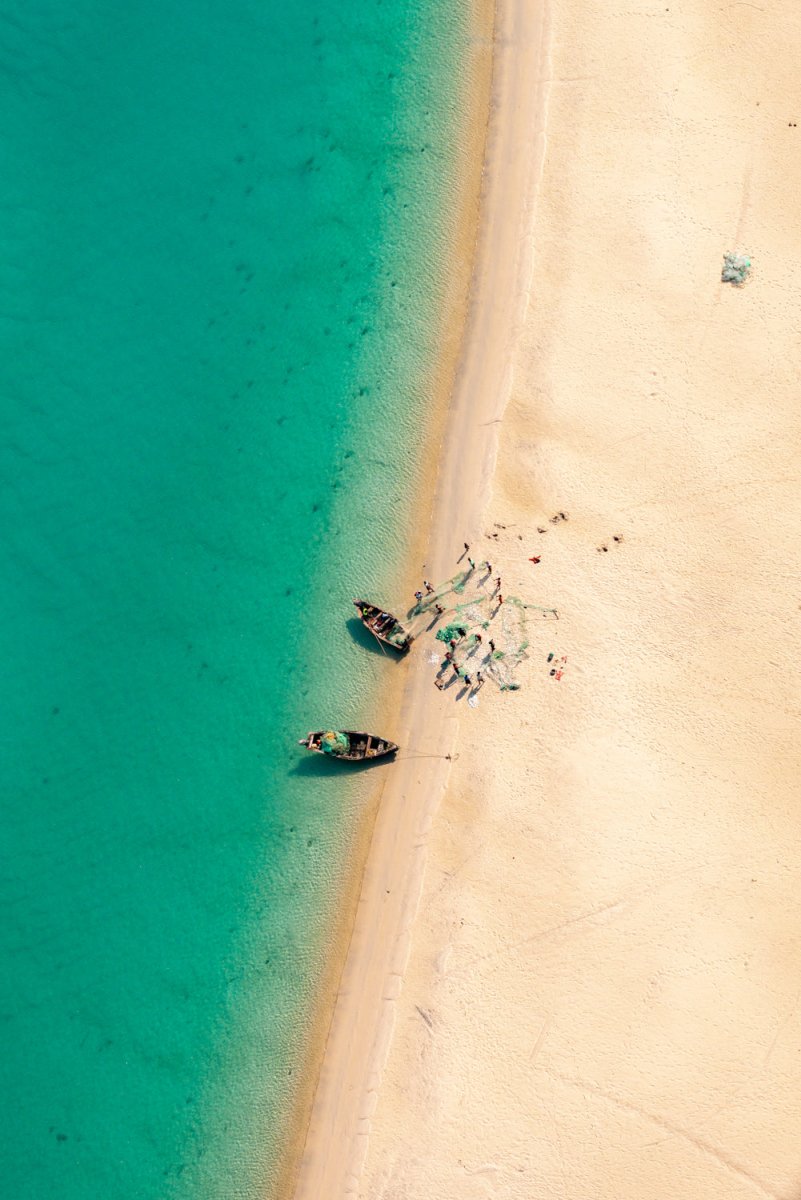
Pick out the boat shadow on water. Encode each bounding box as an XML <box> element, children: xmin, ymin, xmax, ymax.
<box><xmin>289</xmin><ymin>751</ymin><xmax>398</xmax><ymax>778</ymax></box>
<box><xmin>345</xmin><ymin>616</ymin><xmax>407</xmax><ymax>661</ymax></box>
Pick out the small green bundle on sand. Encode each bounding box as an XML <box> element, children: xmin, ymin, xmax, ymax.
<box><xmin>722</xmin><ymin>252</ymin><xmax>751</xmax><ymax>286</ymax></box>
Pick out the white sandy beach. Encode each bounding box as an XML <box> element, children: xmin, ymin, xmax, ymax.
<box><xmin>290</xmin><ymin>1</ymin><xmax>801</xmax><ymax>1197</ymax></box>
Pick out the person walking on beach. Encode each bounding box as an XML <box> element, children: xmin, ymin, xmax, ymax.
<box><xmin>497</xmin><ymin>593</ymin><xmax>504</xmax><ymax>607</ymax></box>
<box><xmin>476</xmin><ymin>670</ymin><xmax>484</xmax><ymax>688</ymax></box>
<box><xmin>463</xmin><ymin>674</ymin><xmax>471</xmax><ymax>686</ymax></box>
<box><xmin>467</xmin><ymin>556</ymin><xmax>475</xmax><ymax>570</ymax></box>
<box><xmin>484</xmin><ymin>561</ymin><xmax>492</xmax><ymax>573</ymax></box>
<box><xmin>435</xmin><ymin>603</ymin><xmax>444</xmax><ymax>614</ymax></box>
<box><xmin>452</xmin><ymin>662</ymin><xmax>460</xmax><ymax>675</ymax></box>
<box><xmin>463</xmin><ymin>542</ymin><xmax>470</xmax><ymax>552</ymax></box>
<box><xmin>423</xmin><ymin>580</ymin><xmax>434</xmax><ymax>593</ymax></box>
<box><xmin>414</xmin><ymin>589</ymin><xmax>423</xmax><ymax>603</ymax></box>
<box><xmin>449</xmin><ymin>639</ymin><xmax>457</xmax><ymax>651</ymax></box>
<box><xmin>474</xmin><ymin>632</ymin><xmax>482</xmax><ymax>645</ymax></box>
<box><xmin>494</xmin><ymin>575</ymin><xmax>502</xmax><ymax>592</ymax></box>
<box><xmin>444</xmin><ymin>650</ymin><xmax>453</xmax><ymax>663</ymax></box>
<box><xmin>488</xmin><ymin>639</ymin><xmax>495</xmax><ymax>653</ymax></box>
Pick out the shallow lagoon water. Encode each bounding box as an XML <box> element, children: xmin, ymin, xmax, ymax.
<box><xmin>0</xmin><ymin>1</ymin><xmax>468</xmax><ymax>1195</ymax></box>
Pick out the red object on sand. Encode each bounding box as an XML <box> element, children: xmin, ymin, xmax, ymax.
<box><xmin>528</xmin><ymin>555</ymin><xmax>541</xmax><ymax>563</ymax></box>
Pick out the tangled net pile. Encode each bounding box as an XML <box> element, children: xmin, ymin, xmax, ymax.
<box><xmin>405</xmin><ymin>565</ymin><xmax>557</xmax><ymax>691</ymax></box>
<box><xmin>320</xmin><ymin>731</ymin><xmax>350</xmax><ymax>756</ymax></box>
<box><xmin>722</xmin><ymin>252</ymin><xmax>751</xmax><ymax>286</ymax></box>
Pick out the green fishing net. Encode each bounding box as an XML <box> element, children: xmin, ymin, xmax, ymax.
<box><xmin>320</xmin><ymin>731</ymin><xmax>349</xmax><ymax>756</ymax></box>
<box><xmin>722</xmin><ymin>252</ymin><xmax>751</xmax><ymax>286</ymax></box>
<box><xmin>435</xmin><ymin>622</ymin><xmax>467</xmax><ymax>644</ymax></box>
<box><xmin>401</xmin><ymin>565</ymin><xmax>558</xmax><ymax>691</ymax></box>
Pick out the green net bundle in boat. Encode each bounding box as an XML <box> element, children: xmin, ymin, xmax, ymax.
<box><xmin>320</xmin><ymin>731</ymin><xmax>349</xmax><ymax>756</ymax></box>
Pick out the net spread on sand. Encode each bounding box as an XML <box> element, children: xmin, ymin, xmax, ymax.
<box><xmin>405</xmin><ymin>565</ymin><xmax>557</xmax><ymax>691</ymax></box>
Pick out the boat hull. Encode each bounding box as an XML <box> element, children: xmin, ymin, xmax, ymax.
<box><xmin>298</xmin><ymin>729</ymin><xmax>399</xmax><ymax>762</ymax></box>
<box><xmin>353</xmin><ymin>599</ymin><xmax>412</xmax><ymax>653</ymax></box>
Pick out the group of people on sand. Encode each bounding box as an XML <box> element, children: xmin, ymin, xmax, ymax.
<box><xmin>436</xmin><ymin>628</ymin><xmax>494</xmax><ymax>693</ymax></box>
<box><xmin>434</xmin><ymin>663</ymin><xmax>484</xmax><ymax>692</ymax></box>
<box><xmin>436</xmin><ymin>558</ymin><xmax>502</xmax><ymax>693</ymax></box>
<box><xmin>407</xmin><ymin>528</ymin><xmax>560</xmax><ymax>698</ymax></box>
<box><xmin>413</xmin><ymin>535</ymin><xmax>547</xmax><ymax>695</ymax></box>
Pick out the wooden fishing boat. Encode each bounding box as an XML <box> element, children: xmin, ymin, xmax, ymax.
<box><xmin>298</xmin><ymin>729</ymin><xmax>399</xmax><ymax>762</ymax></box>
<box><xmin>353</xmin><ymin>599</ymin><xmax>413</xmax><ymax>652</ymax></box>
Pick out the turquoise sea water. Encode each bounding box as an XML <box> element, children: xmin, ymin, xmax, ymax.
<box><xmin>0</xmin><ymin>2</ymin><xmax>468</xmax><ymax>1196</ymax></box>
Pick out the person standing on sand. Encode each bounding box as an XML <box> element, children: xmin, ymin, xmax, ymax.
<box><xmin>423</xmin><ymin>580</ymin><xmax>434</xmax><ymax>593</ymax></box>
<box><xmin>476</xmin><ymin>670</ymin><xmax>484</xmax><ymax>687</ymax></box>
<box><xmin>414</xmin><ymin>589</ymin><xmax>423</xmax><ymax>602</ymax></box>
<box><xmin>497</xmin><ymin>593</ymin><xmax>504</xmax><ymax>606</ymax></box>
<box><xmin>488</xmin><ymin>639</ymin><xmax>495</xmax><ymax>653</ymax></box>
<box><xmin>463</xmin><ymin>675</ymin><xmax>471</xmax><ymax>686</ymax></box>
<box><xmin>474</xmin><ymin>632</ymin><xmax>482</xmax><ymax>644</ymax></box>
<box><xmin>463</xmin><ymin>542</ymin><xmax>469</xmax><ymax>552</ymax></box>
<box><xmin>495</xmin><ymin>576</ymin><xmax>502</xmax><ymax>591</ymax></box>
<box><xmin>435</xmin><ymin>603</ymin><xmax>444</xmax><ymax>614</ymax></box>
<box><xmin>452</xmin><ymin>662</ymin><xmax>460</xmax><ymax>675</ymax></box>
<box><xmin>485</xmin><ymin>561</ymin><xmax>492</xmax><ymax>573</ymax></box>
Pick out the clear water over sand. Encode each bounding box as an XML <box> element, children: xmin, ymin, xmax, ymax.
<box><xmin>0</xmin><ymin>1</ymin><xmax>467</xmax><ymax>1194</ymax></box>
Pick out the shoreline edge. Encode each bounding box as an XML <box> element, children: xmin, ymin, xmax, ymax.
<box><xmin>284</xmin><ymin>1</ymin><xmax>552</xmax><ymax>1195</ymax></box>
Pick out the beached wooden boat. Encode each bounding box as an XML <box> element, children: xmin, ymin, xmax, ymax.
<box><xmin>353</xmin><ymin>599</ymin><xmax>413</xmax><ymax>652</ymax></box>
<box><xmin>298</xmin><ymin>729</ymin><xmax>399</xmax><ymax>762</ymax></box>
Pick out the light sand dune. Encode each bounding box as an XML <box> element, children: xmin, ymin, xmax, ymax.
<box><xmin>292</xmin><ymin>1</ymin><xmax>801</xmax><ymax>1197</ymax></box>
<box><xmin>361</xmin><ymin>1</ymin><xmax>801</xmax><ymax>1197</ymax></box>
